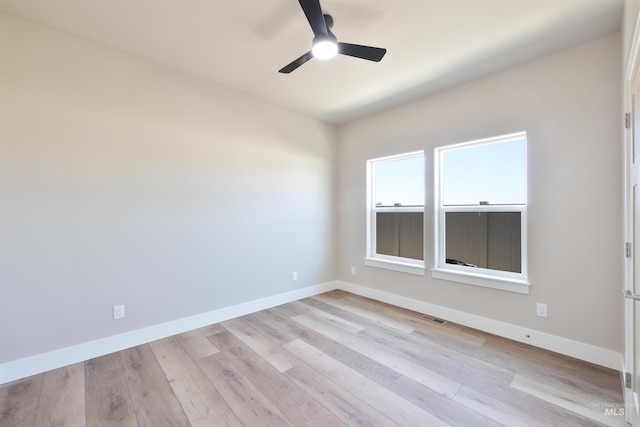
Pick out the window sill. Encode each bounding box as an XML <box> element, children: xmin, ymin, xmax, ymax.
<box><xmin>364</xmin><ymin>257</ymin><xmax>426</xmax><ymax>276</ymax></box>
<box><xmin>431</xmin><ymin>268</ymin><xmax>530</xmax><ymax>294</ymax></box>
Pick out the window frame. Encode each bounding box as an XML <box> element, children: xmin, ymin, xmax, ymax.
<box><xmin>432</xmin><ymin>133</ymin><xmax>529</xmax><ymax>294</ymax></box>
<box><xmin>365</xmin><ymin>151</ymin><xmax>426</xmax><ymax>276</ymax></box>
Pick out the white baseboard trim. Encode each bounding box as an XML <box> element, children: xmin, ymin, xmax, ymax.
<box><xmin>2</xmin><ymin>280</ymin><xmax>621</xmax><ymax>384</ymax></box>
<box><xmin>336</xmin><ymin>281</ymin><xmax>622</xmax><ymax>371</ymax></box>
<box><xmin>0</xmin><ymin>281</ymin><xmax>338</xmax><ymax>385</ymax></box>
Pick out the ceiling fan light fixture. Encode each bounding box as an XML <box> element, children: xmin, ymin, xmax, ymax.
<box><xmin>278</xmin><ymin>0</ymin><xmax>386</xmax><ymax>73</ymax></box>
<box><xmin>312</xmin><ymin>39</ymin><xmax>338</xmax><ymax>60</ymax></box>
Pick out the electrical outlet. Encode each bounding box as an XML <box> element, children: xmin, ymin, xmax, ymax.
<box><xmin>292</xmin><ymin>272</ymin><xmax>297</xmax><ymax>281</ymax></box>
<box><xmin>351</xmin><ymin>267</ymin><xmax>356</xmax><ymax>275</ymax></box>
<box><xmin>536</xmin><ymin>303</ymin><xmax>547</xmax><ymax>318</ymax></box>
<box><xmin>113</xmin><ymin>304</ymin><xmax>125</xmax><ymax>320</ymax></box>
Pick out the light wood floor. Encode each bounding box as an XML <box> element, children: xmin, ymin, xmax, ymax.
<box><xmin>1</xmin><ymin>290</ymin><xmax>627</xmax><ymax>426</ymax></box>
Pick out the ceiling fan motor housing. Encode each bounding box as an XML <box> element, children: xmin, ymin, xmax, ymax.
<box><xmin>278</xmin><ymin>0</ymin><xmax>386</xmax><ymax>73</ymax></box>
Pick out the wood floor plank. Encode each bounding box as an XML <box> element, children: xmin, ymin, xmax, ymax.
<box><xmin>149</xmin><ymin>335</ymin><xmax>242</xmax><ymax>427</ymax></box>
<box><xmin>208</xmin><ymin>330</ymin><xmax>347</xmax><ymax>427</ymax></box>
<box><xmin>330</xmin><ymin>290</ymin><xmax>487</xmax><ymax>347</ymax></box>
<box><xmin>242</xmin><ymin>310</ymin><xmax>299</xmax><ymax>345</ymax></box>
<box><xmin>222</xmin><ymin>317</ymin><xmax>301</xmax><ymax>372</ymax></box>
<box><xmin>120</xmin><ymin>344</ymin><xmax>191</xmax><ymax>427</ymax></box>
<box><xmin>197</xmin><ymin>323</ymin><xmax>226</xmax><ymax>337</ymax></box>
<box><xmin>357</xmin><ymin>321</ymin><xmax>514</xmax><ymax>390</ymax></box>
<box><xmin>301</xmin><ymin>296</ymin><xmax>503</xmax><ymax>391</ymax></box>
<box><xmin>85</xmin><ymin>353</ymin><xmax>138</xmax><ymax>427</ymax></box>
<box><xmin>389</xmin><ymin>375</ymin><xmax>502</xmax><ymax>427</ymax></box>
<box><xmin>283</xmin><ymin>338</ymin><xmax>451</xmax><ymax>427</ymax></box>
<box><xmin>285</xmin><ymin>363</ymin><xmax>400</xmax><ymax>427</ymax></box>
<box><xmin>469</xmin><ymin>373</ymin><xmax>613</xmax><ymax>426</ymax></box>
<box><xmin>514</xmin><ymin>368</ymin><xmax>624</xmax><ymax>411</ymax></box>
<box><xmin>293</xmin><ymin>311</ymin><xmax>462</xmax><ymax>397</ymax></box>
<box><xmin>318</xmin><ymin>291</ymin><xmax>487</xmax><ymax>349</ymax></box>
<box><xmin>196</xmin><ymin>352</ymin><xmax>294</xmax><ymax>427</ymax></box>
<box><xmin>311</xmin><ymin>292</ymin><xmax>416</xmax><ymax>333</ymax></box>
<box><xmin>256</xmin><ymin>307</ymin><xmax>403</xmax><ymax>387</ymax></box>
<box><xmin>510</xmin><ymin>373</ymin><xmax>627</xmax><ymax>427</ymax></box>
<box><xmin>34</xmin><ymin>362</ymin><xmax>85</xmax><ymax>427</ymax></box>
<box><xmin>482</xmin><ymin>334</ymin><xmax>621</xmax><ymax>391</ymax></box>
<box><xmin>452</xmin><ymin>385</ymin><xmax>556</xmax><ymax>427</ymax></box>
<box><xmin>411</xmin><ymin>320</ymin><xmax>487</xmax><ymax>350</ymax></box>
<box><xmin>297</xmin><ymin>301</ymin><xmax>368</xmax><ymax>334</ymax></box>
<box><xmin>177</xmin><ymin>329</ymin><xmax>220</xmax><ymax>360</ymax></box>
<box><xmin>0</xmin><ymin>374</ymin><xmax>44</xmax><ymax>427</ymax></box>
<box><xmin>271</xmin><ymin>300</ymin><xmax>312</xmax><ymax>317</ymax></box>
<box><xmin>327</xmin><ymin>290</ymin><xmax>445</xmax><ymax>330</ymax></box>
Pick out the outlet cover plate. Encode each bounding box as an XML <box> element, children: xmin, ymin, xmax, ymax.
<box><xmin>113</xmin><ymin>304</ymin><xmax>125</xmax><ymax>320</ymax></box>
<box><xmin>536</xmin><ymin>303</ymin><xmax>547</xmax><ymax>318</ymax></box>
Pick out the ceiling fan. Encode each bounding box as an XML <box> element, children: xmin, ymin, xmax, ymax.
<box><xmin>279</xmin><ymin>0</ymin><xmax>387</xmax><ymax>74</ymax></box>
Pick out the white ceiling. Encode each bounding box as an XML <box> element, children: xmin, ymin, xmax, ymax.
<box><xmin>0</xmin><ymin>0</ymin><xmax>624</xmax><ymax>124</ymax></box>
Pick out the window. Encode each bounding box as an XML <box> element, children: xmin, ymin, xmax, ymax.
<box><xmin>365</xmin><ymin>151</ymin><xmax>425</xmax><ymax>275</ymax></box>
<box><xmin>433</xmin><ymin>133</ymin><xmax>529</xmax><ymax>293</ymax></box>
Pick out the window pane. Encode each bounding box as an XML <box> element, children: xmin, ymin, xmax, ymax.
<box><xmin>376</xmin><ymin>212</ymin><xmax>424</xmax><ymax>260</ymax></box>
<box><xmin>375</xmin><ymin>155</ymin><xmax>424</xmax><ymax>207</ymax></box>
<box><xmin>445</xmin><ymin>211</ymin><xmax>521</xmax><ymax>273</ymax></box>
<box><xmin>442</xmin><ymin>139</ymin><xmax>525</xmax><ymax>205</ymax></box>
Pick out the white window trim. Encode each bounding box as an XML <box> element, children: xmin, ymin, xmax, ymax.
<box><xmin>365</xmin><ymin>151</ymin><xmax>425</xmax><ymax>275</ymax></box>
<box><xmin>433</xmin><ymin>132</ymin><xmax>529</xmax><ymax>293</ymax></box>
<box><xmin>431</xmin><ymin>268</ymin><xmax>530</xmax><ymax>294</ymax></box>
<box><xmin>364</xmin><ymin>257</ymin><xmax>426</xmax><ymax>276</ymax></box>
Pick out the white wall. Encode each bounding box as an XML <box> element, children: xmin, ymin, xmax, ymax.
<box><xmin>338</xmin><ymin>33</ymin><xmax>623</xmax><ymax>353</ymax></box>
<box><xmin>0</xmin><ymin>14</ymin><xmax>337</xmax><ymax>364</ymax></box>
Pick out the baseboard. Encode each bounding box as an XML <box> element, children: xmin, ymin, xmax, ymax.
<box><xmin>0</xmin><ymin>281</ymin><xmax>338</xmax><ymax>385</ymax></box>
<box><xmin>336</xmin><ymin>281</ymin><xmax>622</xmax><ymax>371</ymax></box>
<box><xmin>2</xmin><ymin>279</ymin><xmax>621</xmax><ymax>384</ymax></box>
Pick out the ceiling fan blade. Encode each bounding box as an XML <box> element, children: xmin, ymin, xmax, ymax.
<box><xmin>299</xmin><ymin>0</ymin><xmax>328</xmax><ymax>37</ymax></box>
<box><xmin>279</xmin><ymin>51</ymin><xmax>314</xmax><ymax>74</ymax></box>
<box><xmin>338</xmin><ymin>42</ymin><xmax>386</xmax><ymax>62</ymax></box>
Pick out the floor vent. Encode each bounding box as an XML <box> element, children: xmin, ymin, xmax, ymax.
<box><xmin>420</xmin><ymin>315</ymin><xmax>447</xmax><ymax>325</ymax></box>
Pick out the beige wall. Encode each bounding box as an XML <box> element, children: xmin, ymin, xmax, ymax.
<box><xmin>625</xmin><ymin>0</ymin><xmax>640</xmax><ymax>72</ymax></box>
<box><xmin>0</xmin><ymin>11</ymin><xmax>625</xmax><ymax>368</ymax></box>
<box><xmin>337</xmin><ymin>33</ymin><xmax>623</xmax><ymax>352</ymax></box>
<box><xmin>0</xmin><ymin>14</ymin><xmax>337</xmax><ymax>363</ymax></box>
